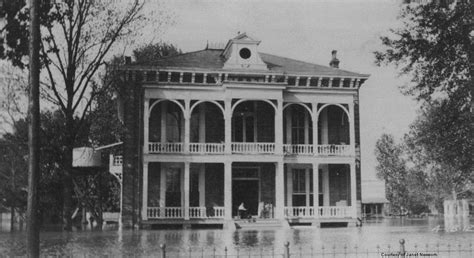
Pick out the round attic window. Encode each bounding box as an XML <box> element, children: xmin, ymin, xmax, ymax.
<box><xmin>239</xmin><ymin>48</ymin><xmax>251</xmax><ymax>59</ymax></box>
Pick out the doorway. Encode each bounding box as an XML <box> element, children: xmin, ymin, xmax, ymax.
<box><xmin>232</xmin><ymin>180</ymin><xmax>259</xmax><ymax>217</ymax></box>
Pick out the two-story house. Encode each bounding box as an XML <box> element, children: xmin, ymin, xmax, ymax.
<box><xmin>111</xmin><ymin>33</ymin><xmax>369</xmax><ymax>229</ymax></box>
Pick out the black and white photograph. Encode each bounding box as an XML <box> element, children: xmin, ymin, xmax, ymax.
<box><xmin>0</xmin><ymin>0</ymin><xmax>472</xmax><ymax>257</ymax></box>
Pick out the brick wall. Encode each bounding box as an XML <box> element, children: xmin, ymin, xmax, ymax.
<box><xmin>121</xmin><ymin>74</ymin><xmax>141</xmax><ymax>228</ymax></box>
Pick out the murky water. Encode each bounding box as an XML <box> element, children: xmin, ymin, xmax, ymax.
<box><xmin>1</xmin><ymin>217</ymin><xmax>473</xmax><ymax>256</ymax></box>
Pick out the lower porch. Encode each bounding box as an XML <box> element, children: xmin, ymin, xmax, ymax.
<box><xmin>141</xmin><ymin>162</ymin><xmax>358</xmax><ymax>226</ymax></box>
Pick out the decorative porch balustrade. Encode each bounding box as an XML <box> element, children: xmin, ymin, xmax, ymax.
<box><xmin>189</xmin><ymin>143</ymin><xmax>225</xmax><ymax>154</ymax></box>
<box><xmin>283</xmin><ymin>144</ymin><xmax>313</xmax><ymax>155</ymax></box>
<box><xmin>284</xmin><ymin>206</ymin><xmax>354</xmax><ymax>218</ymax></box>
<box><xmin>316</xmin><ymin>144</ymin><xmax>351</xmax><ymax>156</ymax></box>
<box><xmin>145</xmin><ymin>142</ymin><xmax>352</xmax><ymax>156</ymax></box>
<box><xmin>147</xmin><ymin>207</ymin><xmax>184</xmax><ymax>219</ymax></box>
<box><xmin>189</xmin><ymin>207</ymin><xmax>225</xmax><ymax>219</ymax></box>
<box><xmin>317</xmin><ymin>206</ymin><xmax>352</xmax><ymax>218</ymax></box>
<box><xmin>149</xmin><ymin>142</ymin><xmax>183</xmax><ymax>153</ymax></box>
<box><xmin>231</xmin><ymin>142</ymin><xmax>275</xmax><ymax>154</ymax></box>
<box><xmin>284</xmin><ymin>206</ymin><xmax>315</xmax><ymax>218</ymax></box>
<box><xmin>146</xmin><ymin>207</ymin><xmax>225</xmax><ymax>219</ymax></box>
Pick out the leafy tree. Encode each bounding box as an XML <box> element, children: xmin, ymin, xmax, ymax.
<box><xmin>375</xmin><ymin>1</ymin><xmax>472</xmax><ymax>106</ymax></box>
<box><xmin>375</xmin><ymin>0</ymin><xmax>473</xmax><ymax>205</ymax></box>
<box><xmin>375</xmin><ymin>134</ymin><xmax>430</xmax><ymax>214</ymax></box>
<box><xmin>405</xmin><ymin>95</ymin><xmax>474</xmax><ymax>201</ymax></box>
<box><xmin>375</xmin><ymin>134</ymin><xmax>410</xmax><ymax>214</ymax></box>
<box><xmin>0</xmin><ymin>0</ymin><xmax>166</xmax><ymax>230</ymax></box>
<box><xmin>133</xmin><ymin>42</ymin><xmax>182</xmax><ymax>64</ymax></box>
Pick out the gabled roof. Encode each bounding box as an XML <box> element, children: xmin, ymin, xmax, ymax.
<box><xmin>133</xmin><ymin>49</ymin><xmax>369</xmax><ymax>78</ymax></box>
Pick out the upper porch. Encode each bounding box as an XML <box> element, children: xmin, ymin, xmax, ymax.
<box><xmin>144</xmin><ymin>98</ymin><xmax>357</xmax><ymax>157</ymax></box>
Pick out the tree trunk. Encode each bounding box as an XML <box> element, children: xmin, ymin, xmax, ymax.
<box><xmin>10</xmin><ymin>162</ymin><xmax>15</xmax><ymax>232</ymax></box>
<box><xmin>452</xmin><ymin>188</ymin><xmax>457</xmax><ymax>200</ymax></box>
<box><xmin>62</xmin><ymin>126</ymin><xmax>75</xmax><ymax>231</ymax></box>
<box><xmin>10</xmin><ymin>206</ymin><xmax>15</xmax><ymax>232</ymax></box>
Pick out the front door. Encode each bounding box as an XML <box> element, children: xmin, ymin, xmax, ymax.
<box><xmin>232</xmin><ymin>180</ymin><xmax>259</xmax><ymax>217</ymax></box>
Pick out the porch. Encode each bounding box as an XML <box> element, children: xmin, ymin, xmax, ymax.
<box><xmin>138</xmin><ymin>161</ymin><xmax>357</xmax><ymax>223</ymax></box>
<box><xmin>144</xmin><ymin>100</ymin><xmax>355</xmax><ymax>157</ymax></box>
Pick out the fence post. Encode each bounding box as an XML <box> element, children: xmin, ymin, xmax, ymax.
<box><xmin>160</xmin><ymin>244</ymin><xmax>166</xmax><ymax>258</ymax></box>
<box><xmin>225</xmin><ymin>247</ymin><xmax>228</xmax><ymax>258</ymax></box>
<box><xmin>284</xmin><ymin>242</ymin><xmax>290</xmax><ymax>258</ymax></box>
<box><xmin>399</xmin><ymin>239</ymin><xmax>406</xmax><ymax>256</ymax></box>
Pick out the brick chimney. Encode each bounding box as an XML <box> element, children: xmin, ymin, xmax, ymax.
<box><xmin>329</xmin><ymin>50</ymin><xmax>340</xmax><ymax>68</ymax></box>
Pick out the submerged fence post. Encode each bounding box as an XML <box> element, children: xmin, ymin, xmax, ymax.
<box><xmin>399</xmin><ymin>239</ymin><xmax>406</xmax><ymax>256</ymax></box>
<box><xmin>160</xmin><ymin>244</ymin><xmax>166</xmax><ymax>258</ymax></box>
<box><xmin>284</xmin><ymin>242</ymin><xmax>290</xmax><ymax>258</ymax></box>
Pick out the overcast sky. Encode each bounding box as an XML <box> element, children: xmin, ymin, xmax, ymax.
<box><xmin>0</xmin><ymin>0</ymin><xmax>417</xmax><ymax>199</ymax></box>
<box><xmin>145</xmin><ymin>0</ymin><xmax>418</xmax><ymax>194</ymax></box>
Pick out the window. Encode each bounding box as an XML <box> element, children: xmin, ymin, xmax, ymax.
<box><xmin>292</xmin><ymin>169</ymin><xmax>314</xmax><ymax>207</ymax></box>
<box><xmin>292</xmin><ymin>169</ymin><xmax>306</xmax><ymax>194</ymax></box>
<box><xmin>239</xmin><ymin>48</ymin><xmax>251</xmax><ymax>59</ymax></box>
<box><xmin>291</xmin><ymin>106</ymin><xmax>311</xmax><ymax>144</ymax></box>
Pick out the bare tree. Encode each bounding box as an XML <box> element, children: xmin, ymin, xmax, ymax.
<box><xmin>1</xmin><ymin>0</ymin><xmax>170</xmax><ymax>230</ymax></box>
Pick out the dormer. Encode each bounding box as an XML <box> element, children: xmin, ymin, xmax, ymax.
<box><xmin>222</xmin><ymin>33</ymin><xmax>268</xmax><ymax>71</ymax></box>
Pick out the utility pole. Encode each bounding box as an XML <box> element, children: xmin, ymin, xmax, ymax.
<box><xmin>26</xmin><ymin>0</ymin><xmax>40</xmax><ymax>256</ymax></box>
<box><xmin>10</xmin><ymin>158</ymin><xmax>15</xmax><ymax>232</ymax></box>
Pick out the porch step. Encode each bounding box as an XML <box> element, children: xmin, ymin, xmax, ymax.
<box><xmin>234</xmin><ymin>219</ymin><xmax>284</xmax><ymax>229</ymax></box>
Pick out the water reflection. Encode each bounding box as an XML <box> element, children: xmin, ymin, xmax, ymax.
<box><xmin>1</xmin><ymin>217</ymin><xmax>473</xmax><ymax>256</ymax></box>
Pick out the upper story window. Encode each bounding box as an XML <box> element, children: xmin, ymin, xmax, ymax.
<box><xmin>239</xmin><ymin>48</ymin><xmax>251</xmax><ymax>59</ymax></box>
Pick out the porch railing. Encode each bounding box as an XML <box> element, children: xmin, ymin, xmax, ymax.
<box><xmin>231</xmin><ymin>142</ymin><xmax>275</xmax><ymax>154</ymax></box>
<box><xmin>318</xmin><ymin>206</ymin><xmax>352</xmax><ymax>218</ymax></box>
<box><xmin>316</xmin><ymin>144</ymin><xmax>351</xmax><ymax>156</ymax></box>
<box><xmin>147</xmin><ymin>207</ymin><xmax>183</xmax><ymax>219</ymax></box>
<box><xmin>189</xmin><ymin>207</ymin><xmax>225</xmax><ymax>219</ymax></box>
<box><xmin>284</xmin><ymin>206</ymin><xmax>354</xmax><ymax>218</ymax></box>
<box><xmin>284</xmin><ymin>206</ymin><xmax>315</xmax><ymax>218</ymax></box>
<box><xmin>189</xmin><ymin>143</ymin><xmax>225</xmax><ymax>154</ymax></box>
<box><xmin>283</xmin><ymin>144</ymin><xmax>313</xmax><ymax>155</ymax></box>
<box><xmin>145</xmin><ymin>142</ymin><xmax>353</xmax><ymax>156</ymax></box>
<box><xmin>149</xmin><ymin>142</ymin><xmax>183</xmax><ymax>153</ymax></box>
<box><xmin>146</xmin><ymin>207</ymin><xmax>225</xmax><ymax>219</ymax></box>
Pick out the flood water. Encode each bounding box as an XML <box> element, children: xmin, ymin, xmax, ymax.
<box><xmin>1</xmin><ymin>217</ymin><xmax>473</xmax><ymax>257</ymax></box>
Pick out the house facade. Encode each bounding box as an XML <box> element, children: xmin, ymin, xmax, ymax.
<box><xmin>111</xmin><ymin>33</ymin><xmax>369</xmax><ymax>228</ymax></box>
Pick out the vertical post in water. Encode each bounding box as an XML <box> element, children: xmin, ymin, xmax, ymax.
<box><xmin>399</xmin><ymin>239</ymin><xmax>406</xmax><ymax>256</ymax></box>
<box><xmin>27</xmin><ymin>0</ymin><xmax>41</xmax><ymax>256</ymax></box>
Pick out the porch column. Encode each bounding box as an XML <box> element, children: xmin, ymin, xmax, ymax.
<box><xmin>350</xmin><ymin>161</ymin><xmax>357</xmax><ymax>217</ymax></box>
<box><xmin>225</xmin><ymin>100</ymin><xmax>232</xmax><ymax>154</ymax></box>
<box><xmin>313</xmin><ymin>162</ymin><xmax>319</xmax><ymax>218</ymax></box>
<box><xmin>184</xmin><ymin>162</ymin><xmax>190</xmax><ymax>220</ymax></box>
<box><xmin>312</xmin><ymin>102</ymin><xmax>319</xmax><ymax>154</ymax></box>
<box><xmin>286</xmin><ymin>164</ymin><xmax>293</xmax><ymax>207</ymax></box>
<box><xmin>199</xmin><ymin>165</ymin><xmax>206</xmax><ymax>207</ymax></box>
<box><xmin>275</xmin><ymin>161</ymin><xmax>285</xmax><ymax>219</ymax></box>
<box><xmin>275</xmin><ymin>100</ymin><xmax>283</xmax><ymax>154</ymax></box>
<box><xmin>144</xmin><ymin>98</ymin><xmax>149</xmax><ymax>154</ymax></box>
<box><xmin>142</xmin><ymin>162</ymin><xmax>149</xmax><ymax>221</ymax></box>
<box><xmin>224</xmin><ymin>161</ymin><xmax>232</xmax><ymax>220</ymax></box>
<box><xmin>348</xmin><ymin>101</ymin><xmax>356</xmax><ymax>155</ymax></box>
<box><xmin>159</xmin><ymin>166</ymin><xmax>166</xmax><ymax>207</ymax></box>
<box><xmin>184</xmin><ymin>99</ymin><xmax>191</xmax><ymax>153</ymax></box>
